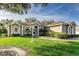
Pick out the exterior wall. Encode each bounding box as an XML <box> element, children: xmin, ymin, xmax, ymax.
<box><xmin>49</xmin><ymin>25</ymin><xmax>76</xmax><ymax>34</ymax></box>
<box><xmin>76</xmin><ymin>26</ymin><xmax>79</xmax><ymax>34</ymax></box>
<box><xmin>23</xmin><ymin>26</ymin><xmax>31</xmax><ymax>35</ymax></box>
<box><xmin>49</xmin><ymin>25</ymin><xmax>62</xmax><ymax>32</ymax></box>
<box><xmin>62</xmin><ymin>25</ymin><xmax>69</xmax><ymax>34</ymax></box>
<box><xmin>8</xmin><ymin>24</ymin><xmax>40</xmax><ymax>36</ymax></box>
<box><xmin>76</xmin><ymin>29</ymin><xmax>79</xmax><ymax>34</ymax></box>
<box><xmin>67</xmin><ymin>26</ymin><xmax>75</xmax><ymax>34</ymax></box>
<box><xmin>10</xmin><ymin>25</ymin><xmax>21</xmax><ymax>35</ymax></box>
<box><xmin>32</xmin><ymin>25</ymin><xmax>39</xmax><ymax>37</ymax></box>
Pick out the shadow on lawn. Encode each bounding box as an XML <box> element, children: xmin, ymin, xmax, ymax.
<box><xmin>33</xmin><ymin>41</ymin><xmax>79</xmax><ymax>56</ymax></box>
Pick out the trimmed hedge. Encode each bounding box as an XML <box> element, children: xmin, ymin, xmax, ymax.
<box><xmin>39</xmin><ymin>29</ymin><xmax>48</xmax><ymax>36</ymax></box>
<box><xmin>67</xmin><ymin>34</ymin><xmax>79</xmax><ymax>38</ymax></box>
<box><xmin>1</xmin><ymin>33</ymin><xmax>7</xmax><ymax>37</ymax></box>
<box><xmin>48</xmin><ymin>31</ymin><xmax>79</xmax><ymax>39</ymax></box>
<box><xmin>12</xmin><ymin>34</ymin><xmax>20</xmax><ymax>36</ymax></box>
<box><xmin>55</xmin><ymin>33</ymin><xmax>68</xmax><ymax>39</ymax></box>
<box><xmin>23</xmin><ymin>34</ymin><xmax>32</xmax><ymax>36</ymax></box>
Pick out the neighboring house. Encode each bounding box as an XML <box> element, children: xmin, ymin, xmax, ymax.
<box><xmin>3</xmin><ymin>20</ymin><xmax>76</xmax><ymax>36</ymax></box>
<box><xmin>76</xmin><ymin>26</ymin><xmax>79</xmax><ymax>34</ymax></box>
<box><xmin>48</xmin><ymin>22</ymin><xmax>76</xmax><ymax>35</ymax></box>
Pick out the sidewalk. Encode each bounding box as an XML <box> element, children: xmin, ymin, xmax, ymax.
<box><xmin>40</xmin><ymin>37</ymin><xmax>79</xmax><ymax>40</ymax></box>
<box><xmin>40</xmin><ymin>37</ymin><xmax>60</xmax><ymax>40</ymax></box>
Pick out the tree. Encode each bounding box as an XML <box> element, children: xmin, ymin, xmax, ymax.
<box><xmin>0</xmin><ymin>22</ymin><xmax>7</xmax><ymax>36</ymax></box>
<box><xmin>0</xmin><ymin>3</ymin><xmax>48</xmax><ymax>14</ymax></box>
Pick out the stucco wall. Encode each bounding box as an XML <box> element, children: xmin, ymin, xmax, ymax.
<box><xmin>49</xmin><ymin>25</ymin><xmax>75</xmax><ymax>34</ymax></box>
<box><xmin>76</xmin><ymin>29</ymin><xmax>79</xmax><ymax>34</ymax></box>
<box><xmin>49</xmin><ymin>25</ymin><xmax>62</xmax><ymax>32</ymax></box>
<box><xmin>10</xmin><ymin>25</ymin><xmax>21</xmax><ymax>35</ymax></box>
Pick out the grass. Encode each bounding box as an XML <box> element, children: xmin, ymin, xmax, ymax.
<box><xmin>0</xmin><ymin>37</ymin><xmax>79</xmax><ymax>55</ymax></box>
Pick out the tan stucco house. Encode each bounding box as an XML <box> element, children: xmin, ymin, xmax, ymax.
<box><xmin>48</xmin><ymin>22</ymin><xmax>76</xmax><ymax>34</ymax></box>
<box><xmin>3</xmin><ymin>20</ymin><xmax>76</xmax><ymax>36</ymax></box>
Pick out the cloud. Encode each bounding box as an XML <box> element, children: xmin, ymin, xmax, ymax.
<box><xmin>0</xmin><ymin>3</ymin><xmax>78</xmax><ymax>24</ymax></box>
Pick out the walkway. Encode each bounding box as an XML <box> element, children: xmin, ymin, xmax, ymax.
<box><xmin>40</xmin><ymin>37</ymin><xmax>60</xmax><ymax>40</ymax></box>
<box><xmin>40</xmin><ymin>37</ymin><xmax>79</xmax><ymax>40</ymax></box>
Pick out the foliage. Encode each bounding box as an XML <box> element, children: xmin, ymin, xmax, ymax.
<box><xmin>48</xmin><ymin>31</ymin><xmax>79</xmax><ymax>39</ymax></box>
<box><xmin>48</xmin><ymin>31</ymin><xmax>55</xmax><ymax>37</ymax></box>
<box><xmin>12</xmin><ymin>34</ymin><xmax>20</xmax><ymax>36</ymax></box>
<box><xmin>39</xmin><ymin>28</ymin><xmax>48</xmax><ymax>36</ymax></box>
<box><xmin>0</xmin><ymin>3</ymin><xmax>31</xmax><ymax>14</ymax></box>
<box><xmin>0</xmin><ymin>3</ymin><xmax>48</xmax><ymax>14</ymax></box>
<box><xmin>24</xmin><ymin>28</ymin><xmax>32</xmax><ymax>36</ymax></box>
<box><xmin>0</xmin><ymin>23</ymin><xmax>7</xmax><ymax>36</ymax></box>
<box><xmin>54</xmin><ymin>33</ymin><xmax>68</xmax><ymax>39</ymax></box>
<box><xmin>67</xmin><ymin>34</ymin><xmax>79</xmax><ymax>38</ymax></box>
<box><xmin>1</xmin><ymin>33</ymin><xmax>7</xmax><ymax>37</ymax></box>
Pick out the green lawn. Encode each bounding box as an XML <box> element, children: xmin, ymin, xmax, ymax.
<box><xmin>0</xmin><ymin>37</ymin><xmax>79</xmax><ymax>56</ymax></box>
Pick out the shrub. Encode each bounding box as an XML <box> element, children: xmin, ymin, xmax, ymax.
<box><xmin>48</xmin><ymin>31</ymin><xmax>79</xmax><ymax>39</ymax></box>
<box><xmin>54</xmin><ymin>33</ymin><xmax>68</xmax><ymax>39</ymax></box>
<box><xmin>39</xmin><ymin>29</ymin><xmax>48</xmax><ymax>36</ymax></box>
<box><xmin>24</xmin><ymin>34</ymin><xmax>32</xmax><ymax>36</ymax></box>
<box><xmin>12</xmin><ymin>34</ymin><xmax>20</xmax><ymax>36</ymax></box>
<box><xmin>54</xmin><ymin>33</ymin><xmax>79</xmax><ymax>39</ymax></box>
<box><xmin>0</xmin><ymin>34</ymin><xmax>1</xmax><ymax>36</ymax></box>
<box><xmin>67</xmin><ymin>34</ymin><xmax>79</xmax><ymax>38</ymax></box>
<box><xmin>48</xmin><ymin>31</ymin><xmax>54</xmax><ymax>37</ymax></box>
<box><xmin>1</xmin><ymin>33</ymin><xmax>7</xmax><ymax>37</ymax></box>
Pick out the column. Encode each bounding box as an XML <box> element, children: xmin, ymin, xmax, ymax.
<box><xmin>68</xmin><ymin>26</ymin><xmax>70</xmax><ymax>34</ymax></box>
<box><xmin>74</xmin><ymin>26</ymin><xmax>76</xmax><ymax>34</ymax></box>
<box><xmin>31</xmin><ymin>26</ymin><xmax>34</xmax><ymax>37</ymax></box>
<box><xmin>7</xmin><ymin>25</ymin><xmax>9</xmax><ymax>37</ymax></box>
<box><xmin>7</xmin><ymin>25</ymin><xmax>11</xmax><ymax>37</ymax></box>
<box><xmin>68</xmin><ymin>26</ymin><xmax>72</xmax><ymax>35</ymax></box>
<box><xmin>20</xmin><ymin>26</ymin><xmax>22</xmax><ymax>36</ymax></box>
<box><xmin>72</xmin><ymin>26</ymin><xmax>75</xmax><ymax>34</ymax></box>
<box><xmin>21</xmin><ymin>25</ymin><xmax>24</xmax><ymax>36</ymax></box>
<box><xmin>37</xmin><ymin>26</ymin><xmax>39</xmax><ymax>37</ymax></box>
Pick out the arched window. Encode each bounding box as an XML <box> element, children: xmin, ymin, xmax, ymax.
<box><xmin>69</xmin><ymin>27</ymin><xmax>71</xmax><ymax>33</ymax></box>
<box><xmin>15</xmin><ymin>28</ymin><xmax>18</xmax><ymax>32</ymax></box>
<box><xmin>35</xmin><ymin>26</ymin><xmax>37</xmax><ymax>28</ymax></box>
<box><xmin>68</xmin><ymin>27</ymin><xmax>71</xmax><ymax>34</ymax></box>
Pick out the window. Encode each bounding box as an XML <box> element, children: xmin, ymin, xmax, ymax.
<box><xmin>35</xmin><ymin>26</ymin><xmax>37</xmax><ymax>28</ymax></box>
<box><xmin>15</xmin><ymin>28</ymin><xmax>18</xmax><ymax>32</ymax></box>
<box><xmin>69</xmin><ymin>27</ymin><xmax>71</xmax><ymax>33</ymax></box>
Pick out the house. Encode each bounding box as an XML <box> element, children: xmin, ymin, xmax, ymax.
<box><xmin>3</xmin><ymin>20</ymin><xmax>76</xmax><ymax>37</ymax></box>
<box><xmin>48</xmin><ymin>22</ymin><xmax>76</xmax><ymax>34</ymax></box>
<box><xmin>5</xmin><ymin>21</ymin><xmax>46</xmax><ymax>37</ymax></box>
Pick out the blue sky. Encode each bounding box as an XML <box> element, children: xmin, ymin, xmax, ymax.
<box><xmin>0</xmin><ymin>3</ymin><xmax>79</xmax><ymax>25</ymax></box>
